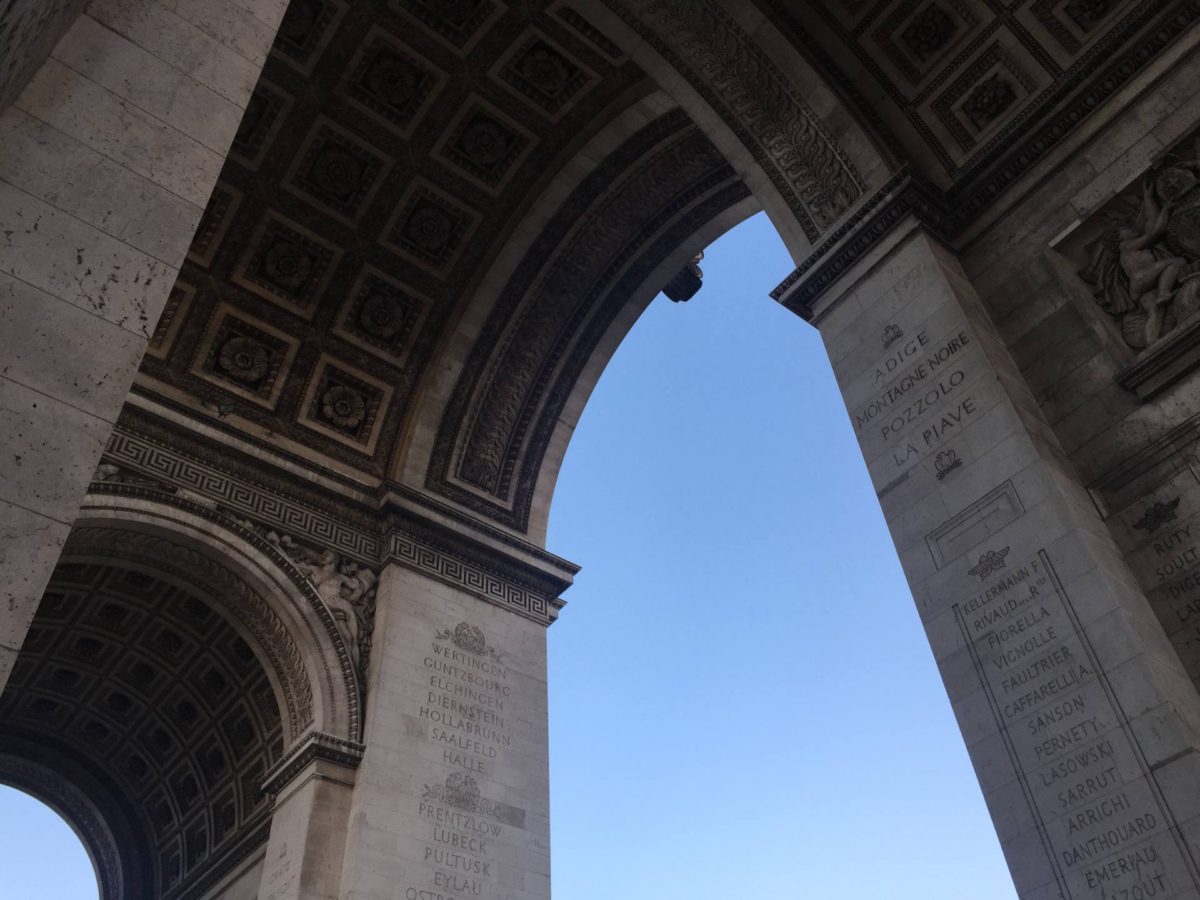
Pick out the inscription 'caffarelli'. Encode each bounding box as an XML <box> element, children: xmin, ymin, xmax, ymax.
<box><xmin>954</xmin><ymin>552</ymin><xmax>1185</xmax><ymax>897</ymax></box>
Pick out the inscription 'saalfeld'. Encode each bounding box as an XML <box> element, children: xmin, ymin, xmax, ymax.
<box><xmin>410</xmin><ymin>623</ymin><xmax>516</xmax><ymax>900</ymax></box>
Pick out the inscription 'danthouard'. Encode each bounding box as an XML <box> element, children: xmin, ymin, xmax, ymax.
<box><xmin>954</xmin><ymin>551</ymin><xmax>1193</xmax><ymax>897</ymax></box>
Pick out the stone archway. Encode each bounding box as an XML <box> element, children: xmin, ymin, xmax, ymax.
<box><xmin>0</xmin><ymin>487</ymin><xmax>367</xmax><ymax>899</ymax></box>
<box><xmin>3</xmin><ymin>1</ymin><xmax>1200</xmax><ymax>898</ymax></box>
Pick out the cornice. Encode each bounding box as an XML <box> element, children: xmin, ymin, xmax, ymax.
<box><xmin>103</xmin><ymin>411</ymin><xmax>576</xmax><ymax>628</ymax></box>
<box><xmin>261</xmin><ymin>731</ymin><xmax>365</xmax><ymax>796</ymax></box>
<box><xmin>771</xmin><ymin>169</ymin><xmax>950</xmax><ymax>319</ymax></box>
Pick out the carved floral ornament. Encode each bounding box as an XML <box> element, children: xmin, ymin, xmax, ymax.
<box><xmin>1079</xmin><ymin>138</ymin><xmax>1200</xmax><ymax>350</ymax></box>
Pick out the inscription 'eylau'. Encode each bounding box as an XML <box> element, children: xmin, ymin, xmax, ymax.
<box><xmin>405</xmin><ymin>622</ymin><xmax>527</xmax><ymax>900</ymax></box>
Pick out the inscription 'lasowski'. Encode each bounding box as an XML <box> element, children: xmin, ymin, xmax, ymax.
<box><xmin>953</xmin><ymin>550</ymin><xmax>1198</xmax><ymax>898</ymax></box>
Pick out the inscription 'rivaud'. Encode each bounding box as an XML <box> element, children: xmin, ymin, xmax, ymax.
<box><xmin>954</xmin><ymin>551</ymin><xmax>1193</xmax><ymax>897</ymax></box>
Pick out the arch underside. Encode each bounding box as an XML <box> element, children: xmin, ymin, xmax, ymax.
<box><xmin>99</xmin><ymin>0</ymin><xmax>1194</xmax><ymax>546</ymax></box>
<box><xmin>0</xmin><ymin>494</ymin><xmax>365</xmax><ymax>898</ymax></box>
<box><xmin>0</xmin><ymin>559</ymin><xmax>282</xmax><ymax>898</ymax></box>
<box><xmin>0</xmin><ymin>1</ymin><xmax>1194</xmax><ymax>897</ymax></box>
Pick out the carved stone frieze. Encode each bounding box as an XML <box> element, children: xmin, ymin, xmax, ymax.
<box><xmin>1078</xmin><ymin>139</ymin><xmax>1200</xmax><ymax>350</ymax></box>
<box><xmin>230</xmin><ymin>518</ymin><xmax>379</xmax><ymax>692</ymax></box>
<box><xmin>99</xmin><ymin>416</ymin><xmax>576</xmax><ymax>628</ymax></box>
<box><xmin>604</xmin><ymin>0</ymin><xmax>863</xmax><ymax>239</ymax></box>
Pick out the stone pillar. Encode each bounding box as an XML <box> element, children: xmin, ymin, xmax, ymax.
<box><xmin>257</xmin><ymin>734</ymin><xmax>362</xmax><ymax>900</ymax></box>
<box><xmin>339</xmin><ymin>562</ymin><xmax>552</xmax><ymax>900</ymax></box>
<box><xmin>800</xmin><ymin>221</ymin><xmax>1200</xmax><ymax>899</ymax></box>
<box><xmin>0</xmin><ymin>0</ymin><xmax>286</xmax><ymax>690</ymax></box>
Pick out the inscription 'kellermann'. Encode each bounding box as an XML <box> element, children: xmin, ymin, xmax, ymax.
<box><xmin>955</xmin><ymin>552</ymin><xmax>1182</xmax><ymax>897</ymax></box>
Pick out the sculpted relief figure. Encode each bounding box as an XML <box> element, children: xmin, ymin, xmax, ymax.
<box><xmin>257</xmin><ymin>527</ymin><xmax>378</xmax><ymax>686</ymax></box>
<box><xmin>1081</xmin><ymin>142</ymin><xmax>1200</xmax><ymax>349</ymax></box>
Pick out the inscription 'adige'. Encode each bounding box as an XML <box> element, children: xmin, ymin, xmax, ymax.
<box><xmin>852</xmin><ymin>326</ymin><xmax>982</xmax><ymax>471</ymax></box>
<box><xmin>954</xmin><ymin>551</ymin><xmax>1190</xmax><ymax>897</ymax></box>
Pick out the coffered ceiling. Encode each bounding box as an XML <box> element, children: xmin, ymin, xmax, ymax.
<box><xmin>135</xmin><ymin>0</ymin><xmax>653</xmax><ymax>482</ymax></box>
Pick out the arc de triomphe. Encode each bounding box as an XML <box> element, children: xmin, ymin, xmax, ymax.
<box><xmin>2</xmin><ymin>0</ymin><xmax>1200</xmax><ymax>897</ymax></box>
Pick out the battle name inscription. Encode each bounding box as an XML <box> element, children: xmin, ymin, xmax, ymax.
<box><xmin>851</xmin><ymin>326</ymin><xmax>982</xmax><ymax>471</ymax></box>
<box><xmin>955</xmin><ymin>551</ymin><xmax>1195</xmax><ymax>897</ymax></box>
<box><xmin>406</xmin><ymin>622</ymin><xmax>525</xmax><ymax>900</ymax></box>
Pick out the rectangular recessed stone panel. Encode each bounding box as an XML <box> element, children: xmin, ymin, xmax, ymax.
<box><xmin>927</xmin><ymin>480</ymin><xmax>1025</xmax><ymax>569</ymax></box>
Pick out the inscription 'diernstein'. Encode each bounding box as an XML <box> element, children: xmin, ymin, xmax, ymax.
<box><xmin>407</xmin><ymin>621</ymin><xmax>525</xmax><ymax>900</ymax></box>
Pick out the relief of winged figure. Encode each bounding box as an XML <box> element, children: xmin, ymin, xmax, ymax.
<box><xmin>264</xmin><ymin>531</ymin><xmax>377</xmax><ymax>682</ymax></box>
<box><xmin>1081</xmin><ymin>140</ymin><xmax>1200</xmax><ymax>349</ymax></box>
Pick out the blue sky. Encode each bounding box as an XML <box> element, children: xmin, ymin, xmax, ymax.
<box><xmin>544</xmin><ymin>211</ymin><xmax>1016</xmax><ymax>899</ymax></box>
<box><xmin>0</xmin><ymin>211</ymin><xmax>1016</xmax><ymax>898</ymax></box>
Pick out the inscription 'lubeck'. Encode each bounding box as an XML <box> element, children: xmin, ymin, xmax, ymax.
<box><xmin>408</xmin><ymin>622</ymin><xmax>519</xmax><ymax>900</ymax></box>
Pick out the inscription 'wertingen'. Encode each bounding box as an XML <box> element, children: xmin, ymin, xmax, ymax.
<box><xmin>406</xmin><ymin>621</ymin><xmax>527</xmax><ymax>900</ymax></box>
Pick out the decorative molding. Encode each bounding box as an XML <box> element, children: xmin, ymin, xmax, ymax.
<box><xmin>950</xmin><ymin>0</ymin><xmax>1200</xmax><ymax>225</ymax></box>
<box><xmin>261</xmin><ymin>731</ymin><xmax>365</xmax><ymax>795</ymax></box>
<box><xmin>385</xmin><ymin>528</ymin><xmax>565</xmax><ymax>626</ymax></box>
<box><xmin>926</xmin><ymin>481</ymin><xmax>1025</xmax><ymax>569</ymax></box>
<box><xmin>103</xmin><ymin>412</ymin><xmax>579</xmax><ymax>623</ymax></box>
<box><xmin>428</xmin><ymin>111</ymin><xmax>749</xmax><ymax>530</ymax></box>
<box><xmin>603</xmin><ymin>0</ymin><xmax>863</xmax><ymax>239</ymax></box>
<box><xmin>0</xmin><ymin>752</ymin><xmax>124</xmax><ymax>899</ymax></box>
<box><xmin>771</xmin><ymin>169</ymin><xmax>950</xmax><ymax>319</ymax></box>
<box><xmin>1116</xmin><ymin>318</ymin><xmax>1200</xmax><ymax>399</ymax></box>
<box><xmin>103</xmin><ymin>425</ymin><xmax>380</xmax><ymax>563</ymax></box>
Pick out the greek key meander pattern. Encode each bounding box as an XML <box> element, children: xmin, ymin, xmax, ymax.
<box><xmin>386</xmin><ymin>533</ymin><xmax>559</xmax><ymax>624</ymax></box>
<box><xmin>106</xmin><ymin>430</ymin><xmax>379</xmax><ymax>562</ymax></box>
<box><xmin>103</xmin><ymin>431</ymin><xmax>564</xmax><ymax>626</ymax></box>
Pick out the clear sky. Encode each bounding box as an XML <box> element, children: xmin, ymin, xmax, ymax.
<box><xmin>0</xmin><ymin>211</ymin><xmax>1017</xmax><ymax>899</ymax></box>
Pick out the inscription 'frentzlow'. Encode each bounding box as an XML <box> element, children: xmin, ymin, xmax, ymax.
<box><xmin>407</xmin><ymin>622</ymin><xmax>526</xmax><ymax>900</ymax></box>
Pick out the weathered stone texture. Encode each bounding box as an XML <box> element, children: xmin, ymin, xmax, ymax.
<box><xmin>0</xmin><ymin>0</ymin><xmax>286</xmax><ymax>691</ymax></box>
